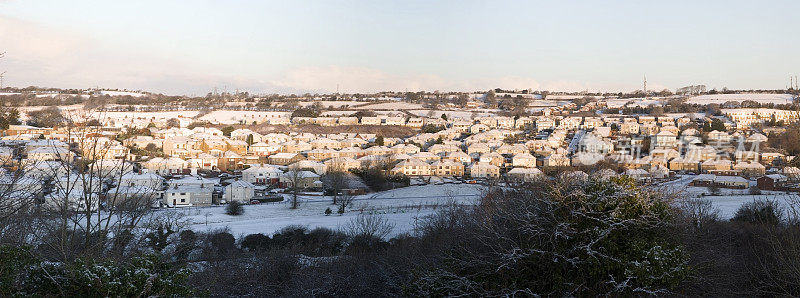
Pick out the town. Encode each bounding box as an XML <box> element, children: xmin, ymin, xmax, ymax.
<box><xmin>1</xmin><ymin>88</ymin><xmax>799</xmax><ymax>213</ymax></box>
<box><xmin>3</xmin><ymin>0</ymin><xmax>800</xmax><ymax>295</ymax></box>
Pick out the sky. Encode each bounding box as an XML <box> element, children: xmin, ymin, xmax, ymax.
<box><xmin>0</xmin><ymin>0</ymin><xmax>798</xmax><ymax>95</ymax></box>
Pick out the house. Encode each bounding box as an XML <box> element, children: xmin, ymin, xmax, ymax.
<box><xmin>734</xmin><ymin>161</ymin><xmax>766</xmax><ymax>177</ymax></box>
<box><xmin>324</xmin><ymin>157</ymin><xmax>361</xmax><ymax>172</ymax></box>
<box><xmin>289</xmin><ymin>160</ymin><xmax>327</xmax><ymax>175</ymax></box>
<box><xmin>669</xmin><ymin>157</ymin><xmax>700</xmax><ymax>172</ymax></box>
<box><xmin>479</xmin><ymin>152</ymin><xmax>505</xmax><ymax>167</ymax></box>
<box><xmin>269</xmin><ymin>152</ymin><xmax>304</xmax><ymax>165</ymax></box>
<box><xmin>445</xmin><ymin>151</ymin><xmax>472</xmax><ymax>164</ymax></box>
<box><xmin>431</xmin><ymin>160</ymin><xmax>465</xmax><ymax>177</ymax></box>
<box><xmin>223</xmin><ymin>180</ymin><xmax>255</xmax><ymax>203</ymax></box>
<box><xmin>242</xmin><ymin>165</ymin><xmax>283</xmax><ymax>185</ymax></box>
<box><xmin>543</xmin><ymin>153</ymin><xmax>570</xmax><ymax>167</ymax></box>
<box><xmin>624</xmin><ymin>168</ymin><xmax>651</xmax><ymax>183</ymax></box>
<box><xmin>164</xmin><ymin>185</ymin><xmax>213</xmax><ymax>207</ymax></box>
<box><xmin>106</xmin><ymin>185</ymin><xmax>161</xmax><ymax>209</ymax></box>
<box><xmin>757</xmin><ymin>174</ymin><xmax>788</xmax><ymax>191</ymax></box>
<box><xmin>27</xmin><ymin>146</ymin><xmax>73</xmax><ymax>162</ymax></box>
<box><xmin>507</xmin><ymin>167</ymin><xmax>543</xmax><ymax>181</ymax></box>
<box><xmin>119</xmin><ymin>171</ymin><xmax>164</xmax><ymax>189</ymax></box>
<box><xmin>469</xmin><ymin>162</ymin><xmax>500</xmax><ymax>179</ymax></box>
<box><xmin>653</xmin><ymin>131</ymin><xmax>678</xmax><ymax>148</ymax></box>
<box><xmin>714</xmin><ymin>175</ymin><xmax>750</xmax><ymax>189</ymax></box>
<box><xmin>391</xmin><ymin>159</ymin><xmax>432</xmax><ymax>176</ymax></box>
<box><xmin>142</xmin><ymin>157</ymin><xmax>190</xmax><ymax>176</ymax></box>
<box><xmin>217</xmin><ymin>151</ymin><xmax>244</xmax><ymax>172</ymax></box>
<box><xmin>512</xmin><ymin>153</ymin><xmax>537</xmax><ymax>168</ymax></box>
<box><xmin>189</xmin><ymin>153</ymin><xmax>219</xmax><ymax>170</ymax></box>
<box><xmin>91</xmin><ymin>159</ymin><xmax>136</xmax><ymax>177</ymax></box>
<box><xmin>280</xmin><ymin>170</ymin><xmax>321</xmax><ymax>189</ymax></box>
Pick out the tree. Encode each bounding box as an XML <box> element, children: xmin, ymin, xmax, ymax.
<box><xmin>375</xmin><ymin>136</ymin><xmax>384</xmax><ymax>146</ymax></box>
<box><xmin>440</xmin><ymin>113</ymin><xmax>448</xmax><ymax>121</ymax></box>
<box><xmin>27</xmin><ymin>106</ymin><xmax>65</xmax><ymax>127</ymax></box>
<box><xmin>707</xmin><ymin>184</ymin><xmax>721</xmax><ymax>196</ymax></box>
<box><xmin>166</xmin><ymin>118</ymin><xmax>181</xmax><ymax>128</ymax></box>
<box><xmin>225</xmin><ymin>201</ymin><xmax>244</xmax><ymax>216</ymax></box>
<box><xmin>486</xmin><ymin>90</ymin><xmax>497</xmax><ymax>107</ymax></box>
<box><xmin>246</xmin><ymin>134</ymin><xmax>254</xmax><ymax>146</ymax></box>
<box><xmin>284</xmin><ymin>169</ymin><xmax>304</xmax><ymax>209</ymax></box>
<box><xmin>454</xmin><ymin>94</ymin><xmax>469</xmax><ymax>107</ymax></box>
<box><xmin>0</xmin><ymin>108</ymin><xmax>20</xmax><ymax>129</ymax></box>
<box><xmin>710</xmin><ymin>118</ymin><xmax>726</xmax><ymax>132</ymax></box>
<box><xmin>221</xmin><ymin>126</ymin><xmax>235</xmax><ymax>137</ymax></box>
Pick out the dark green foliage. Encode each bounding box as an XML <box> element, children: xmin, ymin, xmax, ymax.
<box><xmin>209</xmin><ymin>232</ymin><xmax>237</xmax><ymax>255</ymax></box>
<box><xmin>144</xmin><ymin>223</ymin><xmax>175</xmax><ymax>252</ymax></box>
<box><xmin>226</xmin><ymin>201</ymin><xmax>244</xmax><ymax>216</ymax></box>
<box><xmin>241</xmin><ymin>233</ymin><xmax>271</xmax><ymax>251</ymax></box>
<box><xmin>404</xmin><ymin>176</ymin><xmax>689</xmax><ymax>296</ymax></box>
<box><xmin>325</xmin><ymin>207</ymin><xmax>332</xmax><ymax>216</ymax></box>
<box><xmin>421</xmin><ymin>124</ymin><xmax>444</xmax><ymax>133</ymax></box>
<box><xmin>0</xmin><ymin>108</ymin><xmax>20</xmax><ymax>129</ymax></box>
<box><xmin>0</xmin><ymin>246</ymin><xmax>192</xmax><ymax>296</ymax></box>
<box><xmin>732</xmin><ymin>199</ymin><xmax>783</xmax><ymax>226</ymax></box>
<box><xmin>291</xmin><ymin>107</ymin><xmax>320</xmax><ymax>118</ymax></box>
<box><xmin>221</xmin><ymin>126</ymin><xmax>235</xmax><ymax>137</ymax></box>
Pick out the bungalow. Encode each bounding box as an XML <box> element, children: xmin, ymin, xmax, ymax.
<box><xmin>757</xmin><ymin>174</ymin><xmax>788</xmax><ymax>191</ymax></box>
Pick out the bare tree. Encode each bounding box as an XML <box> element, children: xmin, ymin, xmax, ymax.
<box><xmin>284</xmin><ymin>169</ymin><xmax>303</xmax><ymax>209</ymax></box>
<box><xmin>342</xmin><ymin>213</ymin><xmax>394</xmax><ymax>239</ymax></box>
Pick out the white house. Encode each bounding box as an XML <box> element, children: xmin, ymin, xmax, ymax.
<box><xmin>224</xmin><ymin>180</ymin><xmax>255</xmax><ymax>203</ymax></box>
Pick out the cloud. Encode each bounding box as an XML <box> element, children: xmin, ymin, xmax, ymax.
<box><xmin>0</xmin><ymin>14</ymin><xmax>645</xmax><ymax>95</ymax></box>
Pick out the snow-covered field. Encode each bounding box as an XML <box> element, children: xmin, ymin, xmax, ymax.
<box><xmin>659</xmin><ymin>175</ymin><xmax>800</xmax><ymax>219</ymax></box>
<box><xmin>197</xmin><ymin>111</ymin><xmax>290</xmax><ymax>124</ymax></box>
<box><xmin>297</xmin><ymin>101</ymin><xmax>366</xmax><ymax>108</ymax></box>
<box><xmin>355</xmin><ymin>102</ymin><xmax>424</xmax><ymax>110</ymax></box>
<box><xmin>179</xmin><ymin>184</ymin><xmax>485</xmax><ymax>238</ymax></box>
<box><xmin>686</xmin><ymin>93</ymin><xmax>794</xmax><ymax>105</ymax></box>
<box><xmin>408</xmin><ymin>110</ymin><xmax>485</xmax><ymax>120</ymax></box>
<box><xmin>604</xmin><ymin>98</ymin><xmax>663</xmax><ymax>108</ymax></box>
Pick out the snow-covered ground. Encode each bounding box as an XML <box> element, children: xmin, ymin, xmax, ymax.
<box><xmin>408</xmin><ymin>110</ymin><xmax>486</xmax><ymax>120</ymax></box>
<box><xmin>658</xmin><ymin>175</ymin><xmax>800</xmax><ymax>219</ymax></box>
<box><xmin>97</xmin><ymin>90</ymin><xmax>146</xmax><ymax>97</ymax></box>
<box><xmin>297</xmin><ymin>101</ymin><xmax>366</xmax><ymax>108</ymax></box>
<box><xmin>178</xmin><ymin>184</ymin><xmax>485</xmax><ymax>238</ymax></box>
<box><xmin>355</xmin><ymin>102</ymin><xmax>424</xmax><ymax>110</ymax></box>
<box><xmin>686</xmin><ymin>93</ymin><xmax>794</xmax><ymax>105</ymax></box>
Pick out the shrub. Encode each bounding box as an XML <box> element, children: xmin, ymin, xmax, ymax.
<box><xmin>732</xmin><ymin>199</ymin><xmax>783</xmax><ymax>226</ymax></box>
<box><xmin>748</xmin><ymin>186</ymin><xmax>762</xmax><ymax>195</ymax></box>
<box><xmin>325</xmin><ymin>207</ymin><xmax>332</xmax><ymax>216</ymax></box>
<box><xmin>241</xmin><ymin>234</ymin><xmax>271</xmax><ymax>251</ymax></box>
<box><xmin>209</xmin><ymin>232</ymin><xmax>237</xmax><ymax>255</ymax></box>
<box><xmin>226</xmin><ymin>201</ymin><xmax>244</xmax><ymax>216</ymax></box>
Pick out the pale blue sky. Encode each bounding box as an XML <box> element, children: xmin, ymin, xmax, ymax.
<box><xmin>0</xmin><ymin>0</ymin><xmax>798</xmax><ymax>95</ymax></box>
